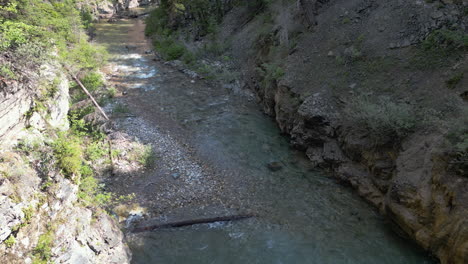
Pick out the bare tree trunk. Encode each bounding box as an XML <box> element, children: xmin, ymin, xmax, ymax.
<box><xmin>131</xmin><ymin>214</ymin><xmax>255</xmax><ymax>232</ymax></box>
<box><xmin>66</xmin><ymin>68</ymin><xmax>110</xmax><ymax>121</ymax></box>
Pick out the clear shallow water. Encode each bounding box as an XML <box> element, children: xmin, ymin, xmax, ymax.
<box><xmin>94</xmin><ymin>16</ymin><xmax>435</xmax><ymax>264</ymax></box>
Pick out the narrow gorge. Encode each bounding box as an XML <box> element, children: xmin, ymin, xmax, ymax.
<box><xmin>0</xmin><ymin>0</ymin><xmax>467</xmax><ymax>264</ymax></box>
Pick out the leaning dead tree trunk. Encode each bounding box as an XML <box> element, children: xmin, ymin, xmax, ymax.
<box><xmin>65</xmin><ymin>68</ymin><xmax>110</xmax><ymax>121</ymax></box>
<box><xmin>131</xmin><ymin>214</ymin><xmax>255</xmax><ymax>233</ymax></box>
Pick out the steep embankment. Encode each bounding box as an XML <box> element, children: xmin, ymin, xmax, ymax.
<box><xmin>0</xmin><ymin>60</ymin><xmax>130</xmax><ymax>263</ymax></box>
<box><xmin>145</xmin><ymin>0</ymin><xmax>467</xmax><ymax>263</ymax></box>
<box><xmin>0</xmin><ymin>0</ymin><xmax>158</xmax><ymax>263</ymax></box>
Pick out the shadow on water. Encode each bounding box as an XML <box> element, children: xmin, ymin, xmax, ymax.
<box><xmin>94</xmin><ymin>15</ymin><xmax>437</xmax><ymax>264</ymax></box>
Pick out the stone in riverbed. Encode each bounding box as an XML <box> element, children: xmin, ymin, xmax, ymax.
<box><xmin>267</xmin><ymin>161</ymin><xmax>283</xmax><ymax>172</ymax></box>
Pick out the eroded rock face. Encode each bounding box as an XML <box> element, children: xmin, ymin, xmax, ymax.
<box><xmin>0</xmin><ymin>152</ymin><xmax>131</xmax><ymax>263</ymax></box>
<box><xmin>255</xmin><ymin>78</ymin><xmax>468</xmax><ymax>263</ymax></box>
<box><xmin>0</xmin><ymin>62</ymin><xmax>69</xmax><ymax>148</ymax></box>
<box><xmin>0</xmin><ymin>64</ymin><xmax>130</xmax><ymax>263</ymax></box>
<box><xmin>231</xmin><ymin>1</ymin><xmax>468</xmax><ymax>262</ymax></box>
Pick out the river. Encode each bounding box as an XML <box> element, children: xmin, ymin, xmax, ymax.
<box><xmin>94</xmin><ymin>11</ymin><xmax>435</xmax><ymax>264</ymax></box>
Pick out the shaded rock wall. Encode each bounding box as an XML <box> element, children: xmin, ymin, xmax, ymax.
<box><xmin>209</xmin><ymin>0</ymin><xmax>468</xmax><ymax>262</ymax></box>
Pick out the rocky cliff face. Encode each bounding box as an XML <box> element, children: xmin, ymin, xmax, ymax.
<box><xmin>241</xmin><ymin>1</ymin><xmax>468</xmax><ymax>263</ymax></box>
<box><xmin>0</xmin><ymin>62</ymin><xmax>69</xmax><ymax>148</ymax></box>
<box><xmin>0</xmin><ymin>62</ymin><xmax>131</xmax><ymax>263</ymax></box>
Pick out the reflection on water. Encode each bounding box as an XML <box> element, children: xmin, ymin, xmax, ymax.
<box><xmin>94</xmin><ymin>16</ymin><xmax>435</xmax><ymax>264</ymax></box>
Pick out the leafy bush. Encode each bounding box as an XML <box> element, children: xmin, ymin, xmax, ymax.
<box><xmin>0</xmin><ymin>65</ymin><xmax>17</xmax><ymax>80</ymax></box>
<box><xmin>411</xmin><ymin>30</ymin><xmax>468</xmax><ymax>69</ymax></box>
<box><xmin>345</xmin><ymin>95</ymin><xmax>419</xmax><ymax>144</ymax></box>
<box><xmin>80</xmin><ymin>71</ymin><xmax>104</xmax><ymax>92</ymax></box>
<box><xmin>85</xmin><ymin>142</ymin><xmax>107</xmax><ymax>161</ymax></box>
<box><xmin>78</xmin><ymin>172</ymin><xmax>113</xmax><ymax>207</ymax></box>
<box><xmin>60</xmin><ymin>39</ymin><xmax>108</xmax><ymax>70</ymax></box>
<box><xmin>4</xmin><ymin>235</ymin><xmax>16</xmax><ymax>248</ymax></box>
<box><xmin>446</xmin><ymin>72</ymin><xmax>464</xmax><ymax>89</ymax></box>
<box><xmin>257</xmin><ymin>63</ymin><xmax>284</xmax><ymax>88</ymax></box>
<box><xmin>113</xmin><ymin>103</ymin><xmax>130</xmax><ymax>114</ymax></box>
<box><xmin>0</xmin><ymin>20</ymin><xmax>38</xmax><ymax>51</ymax></box>
<box><xmin>33</xmin><ymin>230</ymin><xmax>54</xmax><ymax>264</ymax></box>
<box><xmin>52</xmin><ymin>134</ymin><xmax>83</xmax><ymax>180</ymax></box>
<box><xmin>153</xmin><ymin>37</ymin><xmax>187</xmax><ymax>60</ymax></box>
<box><xmin>137</xmin><ymin>146</ymin><xmax>156</xmax><ymax>168</ymax></box>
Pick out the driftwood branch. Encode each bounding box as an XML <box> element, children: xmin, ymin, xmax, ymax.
<box><xmin>65</xmin><ymin>68</ymin><xmax>110</xmax><ymax>121</ymax></box>
<box><xmin>132</xmin><ymin>214</ymin><xmax>255</xmax><ymax>233</ymax></box>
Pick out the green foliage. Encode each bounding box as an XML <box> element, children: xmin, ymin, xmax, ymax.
<box><xmin>134</xmin><ymin>145</ymin><xmax>156</xmax><ymax>169</ymax></box>
<box><xmin>33</xmin><ymin>230</ymin><xmax>54</xmax><ymax>264</ymax></box>
<box><xmin>85</xmin><ymin>142</ymin><xmax>107</xmax><ymax>161</ymax></box>
<box><xmin>1</xmin><ymin>0</ymin><xmax>107</xmax><ymax>86</ymax></box>
<box><xmin>345</xmin><ymin>95</ymin><xmax>419</xmax><ymax>144</ymax></box>
<box><xmin>145</xmin><ymin>0</ymin><xmax>235</xmax><ymax>37</ymax></box>
<box><xmin>145</xmin><ymin>7</ymin><xmax>171</xmax><ymax>36</ymax></box>
<box><xmin>153</xmin><ymin>37</ymin><xmax>187</xmax><ymax>60</ymax></box>
<box><xmin>23</xmin><ymin>206</ymin><xmax>34</xmax><ymax>224</ymax></box>
<box><xmin>0</xmin><ymin>65</ymin><xmax>17</xmax><ymax>80</ymax></box>
<box><xmin>52</xmin><ymin>134</ymin><xmax>83</xmax><ymax>180</ymax></box>
<box><xmin>411</xmin><ymin>30</ymin><xmax>468</xmax><ymax>69</ymax></box>
<box><xmin>80</xmin><ymin>71</ymin><xmax>104</xmax><ymax>92</ymax></box>
<box><xmin>0</xmin><ymin>20</ymin><xmax>38</xmax><ymax>51</ymax></box>
<box><xmin>422</xmin><ymin>29</ymin><xmax>468</xmax><ymax>52</ymax></box>
<box><xmin>68</xmin><ymin>107</ymin><xmax>105</xmax><ymax>140</ymax></box>
<box><xmin>107</xmin><ymin>87</ymin><xmax>117</xmax><ymax>98</ymax></box>
<box><xmin>113</xmin><ymin>103</ymin><xmax>131</xmax><ymax>114</ymax></box>
<box><xmin>446</xmin><ymin>72</ymin><xmax>464</xmax><ymax>89</ymax></box>
<box><xmin>4</xmin><ymin>235</ymin><xmax>16</xmax><ymax>248</ymax></box>
<box><xmin>257</xmin><ymin>63</ymin><xmax>284</xmax><ymax>88</ymax></box>
<box><xmin>182</xmin><ymin>50</ymin><xmax>196</xmax><ymax>64</ymax></box>
<box><xmin>78</xmin><ymin>171</ymin><xmax>113</xmax><ymax>207</ymax></box>
<box><xmin>79</xmin><ymin>7</ymin><xmax>94</xmax><ymax>30</ymax></box>
<box><xmin>60</xmin><ymin>39</ymin><xmax>108</xmax><ymax>70</ymax></box>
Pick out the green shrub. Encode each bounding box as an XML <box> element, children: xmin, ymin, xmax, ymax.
<box><xmin>80</xmin><ymin>71</ymin><xmax>104</xmax><ymax>92</ymax></box>
<box><xmin>33</xmin><ymin>230</ymin><xmax>54</xmax><ymax>264</ymax></box>
<box><xmin>411</xmin><ymin>30</ymin><xmax>468</xmax><ymax>69</ymax></box>
<box><xmin>182</xmin><ymin>50</ymin><xmax>196</xmax><ymax>64</ymax></box>
<box><xmin>446</xmin><ymin>72</ymin><xmax>464</xmax><ymax>89</ymax></box>
<box><xmin>60</xmin><ymin>39</ymin><xmax>108</xmax><ymax>70</ymax></box>
<box><xmin>52</xmin><ymin>134</ymin><xmax>83</xmax><ymax>180</ymax></box>
<box><xmin>0</xmin><ymin>65</ymin><xmax>17</xmax><ymax>80</ymax></box>
<box><xmin>22</xmin><ymin>206</ymin><xmax>34</xmax><ymax>224</ymax></box>
<box><xmin>4</xmin><ymin>235</ymin><xmax>16</xmax><ymax>248</ymax></box>
<box><xmin>78</xmin><ymin>173</ymin><xmax>112</xmax><ymax>207</ymax></box>
<box><xmin>138</xmin><ymin>146</ymin><xmax>156</xmax><ymax>168</ymax></box>
<box><xmin>85</xmin><ymin>142</ymin><xmax>107</xmax><ymax>161</ymax></box>
<box><xmin>153</xmin><ymin>37</ymin><xmax>187</xmax><ymax>60</ymax></box>
<box><xmin>345</xmin><ymin>95</ymin><xmax>418</xmax><ymax>144</ymax></box>
<box><xmin>257</xmin><ymin>63</ymin><xmax>284</xmax><ymax>88</ymax></box>
<box><xmin>107</xmin><ymin>87</ymin><xmax>117</xmax><ymax>98</ymax></box>
<box><xmin>0</xmin><ymin>20</ymin><xmax>38</xmax><ymax>51</ymax></box>
<box><xmin>113</xmin><ymin>103</ymin><xmax>130</xmax><ymax>114</ymax></box>
<box><xmin>166</xmin><ymin>44</ymin><xmax>186</xmax><ymax>60</ymax></box>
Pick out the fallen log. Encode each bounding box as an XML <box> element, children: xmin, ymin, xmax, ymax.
<box><xmin>132</xmin><ymin>214</ymin><xmax>255</xmax><ymax>233</ymax></box>
<box><xmin>65</xmin><ymin>68</ymin><xmax>110</xmax><ymax>121</ymax></box>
